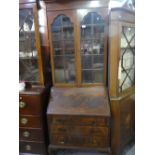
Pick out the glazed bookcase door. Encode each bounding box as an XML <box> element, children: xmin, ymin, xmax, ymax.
<box><xmin>48</xmin><ymin>11</ymin><xmax>77</xmax><ymax>87</ymax></box>
<box><xmin>77</xmin><ymin>8</ymin><xmax>108</xmax><ymax>86</ymax></box>
<box><xmin>118</xmin><ymin>23</ymin><xmax>135</xmax><ymax>94</ymax></box>
<box><xmin>19</xmin><ymin>4</ymin><xmax>44</xmax><ymax>84</ymax></box>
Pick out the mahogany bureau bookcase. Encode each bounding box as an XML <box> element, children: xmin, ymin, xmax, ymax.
<box><xmin>43</xmin><ymin>0</ymin><xmax>112</xmax><ymax>154</ymax></box>
<box><xmin>19</xmin><ymin>0</ymin><xmax>51</xmax><ymax>154</ymax></box>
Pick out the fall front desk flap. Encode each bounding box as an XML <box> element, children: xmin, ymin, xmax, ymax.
<box><xmin>47</xmin><ymin>87</ymin><xmax>110</xmax><ymax>117</ymax></box>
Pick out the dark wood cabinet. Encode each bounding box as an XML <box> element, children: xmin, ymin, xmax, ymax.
<box><xmin>19</xmin><ymin>86</ymin><xmax>49</xmax><ymax>155</ymax></box>
<box><xmin>47</xmin><ymin>87</ymin><xmax>111</xmax><ymax>154</ymax></box>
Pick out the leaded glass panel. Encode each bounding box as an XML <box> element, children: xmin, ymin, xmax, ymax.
<box><xmin>119</xmin><ymin>26</ymin><xmax>135</xmax><ymax>92</ymax></box>
<box><xmin>80</xmin><ymin>12</ymin><xmax>105</xmax><ymax>84</ymax></box>
<box><xmin>51</xmin><ymin>15</ymin><xmax>76</xmax><ymax>83</ymax></box>
<box><xmin>19</xmin><ymin>8</ymin><xmax>39</xmax><ymax>82</ymax></box>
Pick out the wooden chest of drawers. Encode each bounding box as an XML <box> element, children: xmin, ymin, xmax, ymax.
<box><xmin>19</xmin><ymin>86</ymin><xmax>50</xmax><ymax>155</ymax></box>
<box><xmin>47</xmin><ymin>87</ymin><xmax>111</xmax><ymax>154</ymax></box>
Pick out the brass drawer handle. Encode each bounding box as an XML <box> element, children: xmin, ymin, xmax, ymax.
<box><xmin>23</xmin><ymin>131</ymin><xmax>30</xmax><ymax>138</ymax></box>
<box><xmin>92</xmin><ymin>139</ymin><xmax>97</xmax><ymax>144</ymax></box>
<box><xmin>19</xmin><ymin>101</ymin><xmax>27</xmax><ymax>108</ymax></box>
<box><xmin>59</xmin><ymin>137</ymin><xmax>65</xmax><ymax>144</ymax></box>
<box><xmin>25</xmin><ymin>144</ymin><xmax>31</xmax><ymax>151</ymax></box>
<box><xmin>60</xmin><ymin>141</ymin><xmax>64</xmax><ymax>144</ymax></box>
<box><xmin>20</xmin><ymin>118</ymin><xmax>28</xmax><ymax>125</ymax></box>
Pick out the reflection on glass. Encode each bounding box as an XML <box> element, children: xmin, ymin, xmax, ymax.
<box><xmin>119</xmin><ymin>26</ymin><xmax>135</xmax><ymax>92</ymax></box>
<box><xmin>51</xmin><ymin>15</ymin><xmax>76</xmax><ymax>83</ymax></box>
<box><xmin>19</xmin><ymin>8</ymin><xmax>39</xmax><ymax>82</ymax></box>
<box><xmin>54</xmin><ymin>56</ymin><xmax>65</xmax><ymax>83</ymax></box>
<box><xmin>93</xmin><ymin>55</ymin><xmax>104</xmax><ymax>69</ymax></box>
<box><xmin>82</xmin><ymin>55</ymin><xmax>92</xmax><ymax>69</ymax></box>
<box><xmin>94</xmin><ymin>69</ymin><xmax>103</xmax><ymax>83</ymax></box>
<box><xmin>82</xmin><ymin>70</ymin><xmax>93</xmax><ymax>83</ymax></box>
<box><xmin>81</xmin><ymin>12</ymin><xmax>104</xmax><ymax>83</ymax></box>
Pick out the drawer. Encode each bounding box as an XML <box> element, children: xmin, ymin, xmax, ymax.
<box><xmin>51</xmin><ymin>125</ymin><xmax>109</xmax><ymax>137</ymax></box>
<box><xmin>19</xmin><ymin>95</ymin><xmax>42</xmax><ymax>115</ymax></box>
<box><xmin>19</xmin><ymin>116</ymin><xmax>42</xmax><ymax>128</ymax></box>
<box><xmin>51</xmin><ymin>115</ymin><xmax>110</xmax><ymax>127</ymax></box>
<box><xmin>19</xmin><ymin>128</ymin><xmax>44</xmax><ymax>142</ymax></box>
<box><xmin>51</xmin><ymin>134</ymin><xmax>109</xmax><ymax>148</ymax></box>
<box><xmin>19</xmin><ymin>141</ymin><xmax>46</xmax><ymax>154</ymax></box>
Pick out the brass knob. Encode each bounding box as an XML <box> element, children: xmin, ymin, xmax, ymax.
<box><xmin>19</xmin><ymin>101</ymin><xmax>27</xmax><ymax>108</ymax></box>
<box><xmin>59</xmin><ymin>137</ymin><xmax>65</xmax><ymax>144</ymax></box>
<box><xmin>60</xmin><ymin>141</ymin><xmax>64</xmax><ymax>144</ymax></box>
<box><xmin>25</xmin><ymin>144</ymin><xmax>31</xmax><ymax>151</ymax></box>
<box><xmin>20</xmin><ymin>118</ymin><xmax>28</xmax><ymax>125</ymax></box>
<box><xmin>23</xmin><ymin>131</ymin><xmax>30</xmax><ymax>138</ymax></box>
<box><xmin>92</xmin><ymin>138</ymin><xmax>97</xmax><ymax>145</ymax></box>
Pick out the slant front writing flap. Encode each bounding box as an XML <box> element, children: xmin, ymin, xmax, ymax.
<box><xmin>47</xmin><ymin>87</ymin><xmax>110</xmax><ymax>116</ymax></box>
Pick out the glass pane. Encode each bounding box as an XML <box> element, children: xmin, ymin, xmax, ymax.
<box><xmin>51</xmin><ymin>15</ymin><xmax>76</xmax><ymax>84</ymax></box>
<box><xmin>92</xmin><ymin>40</ymin><xmax>104</xmax><ymax>54</ymax></box>
<box><xmin>119</xmin><ymin>26</ymin><xmax>135</xmax><ymax>92</ymax></box>
<box><xmin>63</xmin><ymin>27</ymin><xmax>73</xmax><ymax>40</ymax></box>
<box><xmin>19</xmin><ymin>9</ymin><xmax>39</xmax><ymax>82</ymax></box>
<box><xmin>64</xmin><ymin>40</ymin><xmax>74</xmax><ymax>49</ymax></box>
<box><xmin>93</xmin><ymin>69</ymin><xmax>103</xmax><ymax>83</ymax></box>
<box><xmin>130</xmin><ymin>37</ymin><xmax>135</xmax><ymax>47</ymax></box>
<box><xmin>93</xmin><ymin>25</ymin><xmax>104</xmax><ymax>38</ymax></box>
<box><xmin>52</xmin><ymin>16</ymin><xmax>61</xmax><ymax>27</ymax></box>
<box><xmin>122</xmin><ymin>49</ymin><xmax>134</xmax><ymax>70</ymax></box>
<box><xmin>93</xmin><ymin>55</ymin><xmax>104</xmax><ymax>69</ymax></box>
<box><xmin>52</xmin><ymin>27</ymin><xmax>61</xmax><ymax>41</ymax></box>
<box><xmin>54</xmin><ymin>56</ymin><xmax>65</xmax><ymax>83</ymax></box>
<box><xmin>81</xmin><ymin>40</ymin><xmax>93</xmax><ymax>54</ymax></box>
<box><xmin>64</xmin><ymin>56</ymin><xmax>76</xmax><ymax>83</ymax></box>
<box><xmin>53</xmin><ymin>41</ymin><xmax>62</xmax><ymax>51</ymax></box>
<box><xmin>81</xmin><ymin>12</ymin><xmax>105</xmax><ymax>84</ymax></box>
<box><xmin>93</xmin><ymin>14</ymin><xmax>104</xmax><ymax>24</ymax></box>
<box><xmin>82</xmin><ymin>70</ymin><xmax>93</xmax><ymax>83</ymax></box>
<box><xmin>62</xmin><ymin>15</ymin><xmax>72</xmax><ymax>27</ymax></box>
<box><xmin>81</xmin><ymin>25</ymin><xmax>92</xmax><ymax>39</ymax></box>
<box><xmin>81</xmin><ymin>13</ymin><xmax>93</xmax><ymax>25</ymax></box>
<box><xmin>120</xmin><ymin>33</ymin><xmax>128</xmax><ymax>48</ymax></box>
<box><xmin>82</xmin><ymin>55</ymin><xmax>92</xmax><ymax>69</ymax></box>
<box><xmin>123</xmin><ymin>27</ymin><xmax>135</xmax><ymax>42</ymax></box>
<box><xmin>19</xmin><ymin>59</ymin><xmax>39</xmax><ymax>81</ymax></box>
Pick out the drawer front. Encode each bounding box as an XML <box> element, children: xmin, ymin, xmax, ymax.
<box><xmin>19</xmin><ymin>116</ymin><xmax>42</xmax><ymax>128</ymax></box>
<box><xmin>51</xmin><ymin>134</ymin><xmax>109</xmax><ymax>148</ymax></box>
<box><xmin>19</xmin><ymin>141</ymin><xmax>46</xmax><ymax>154</ymax></box>
<box><xmin>51</xmin><ymin>125</ymin><xmax>109</xmax><ymax>137</ymax></box>
<box><xmin>19</xmin><ymin>128</ymin><xmax>44</xmax><ymax>142</ymax></box>
<box><xmin>19</xmin><ymin>95</ymin><xmax>42</xmax><ymax>115</ymax></box>
<box><xmin>51</xmin><ymin>116</ymin><xmax>110</xmax><ymax>127</ymax></box>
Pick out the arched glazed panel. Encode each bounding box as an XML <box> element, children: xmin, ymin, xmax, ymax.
<box><xmin>51</xmin><ymin>15</ymin><xmax>76</xmax><ymax>84</ymax></box>
<box><xmin>80</xmin><ymin>12</ymin><xmax>105</xmax><ymax>83</ymax></box>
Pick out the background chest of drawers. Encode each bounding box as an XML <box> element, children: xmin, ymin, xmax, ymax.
<box><xmin>47</xmin><ymin>87</ymin><xmax>111</xmax><ymax>154</ymax></box>
<box><xmin>19</xmin><ymin>86</ymin><xmax>50</xmax><ymax>155</ymax></box>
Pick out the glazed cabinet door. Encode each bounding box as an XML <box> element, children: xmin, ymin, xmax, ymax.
<box><xmin>76</xmin><ymin>8</ymin><xmax>108</xmax><ymax>86</ymax></box>
<box><xmin>118</xmin><ymin>23</ymin><xmax>135</xmax><ymax>94</ymax></box>
<box><xmin>48</xmin><ymin>11</ymin><xmax>77</xmax><ymax>86</ymax></box>
<box><xmin>19</xmin><ymin>3</ymin><xmax>44</xmax><ymax>84</ymax></box>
